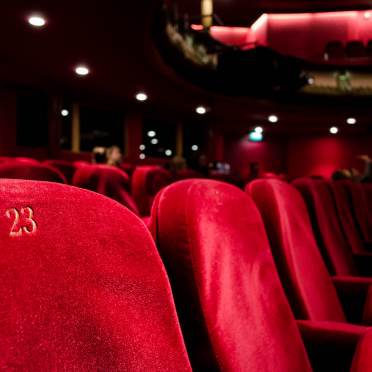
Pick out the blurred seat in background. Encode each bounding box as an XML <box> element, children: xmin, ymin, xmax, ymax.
<box><xmin>44</xmin><ymin>160</ymin><xmax>77</xmax><ymax>184</ymax></box>
<box><xmin>132</xmin><ymin>166</ymin><xmax>172</xmax><ymax>216</ymax></box>
<box><xmin>73</xmin><ymin>164</ymin><xmax>139</xmax><ymax>215</ymax></box>
<box><xmin>0</xmin><ymin>162</ymin><xmax>66</xmax><ymax>183</ymax></box>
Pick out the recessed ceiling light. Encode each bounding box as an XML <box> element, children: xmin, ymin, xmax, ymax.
<box><xmin>346</xmin><ymin>117</ymin><xmax>356</xmax><ymax>125</ymax></box>
<box><xmin>191</xmin><ymin>145</ymin><xmax>199</xmax><ymax>151</ymax></box>
<box><xmin>75</xmin><ymin>65</ymin><xmax>90</xmax><ymax>76</ymax></box>
<box><xmin>139</xmin><ymin>153</ymin><xmax>146</xmax><ymax>160</ymax></box>
<box><xmin>268</xmin><ymin>115</ymin><xmax>278</xmax><ymax>123</ymax></box>
<box><xmin>136</xmin><ymin>92</ymin><xmax>148</xmax><ymax>102</ymax></box>
<box><xmin>28</xmin><ymin>14</ymin><xmax>46</xmax><ymax>27</ymax></box>
<box><xmin>139</xmin><ymin>144</ymin><xmax>146</xmax><ymax>151</ymax></box>
<box><xmin>151</xmin><ymin>138</ymin><xmax>159</xmax><ymax>145</ymax></box>
<box><xmin>147</xmin><ymin>131</ymin><xmax>156</xmax><ymax>138</ymax></box>
<box><xmin>254</xmin><ymin>126</ymin><xmax>263</xmax><ymax>134</ymax></box>
<box><xmin>61</xmin><ymin>109</ymin><xmax>69</xmax><ymax>117</ymax></box>
<box><xmin>196</xmin><ymin>106</ymin><xmax>207</xmax><ymax>115</ymax></box>
<box><xmin>330</xmin><ymin>126</ymin><xmax>339</xmax><ymax>134</ymax></box>
<box><xmin>165</xmin><ymin>149</ymin><xmax>172</xmax><ymax>156</ymax></box>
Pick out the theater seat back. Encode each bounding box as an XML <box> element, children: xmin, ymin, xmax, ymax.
<box><xmin>0</xmin><ymin>163</ymin><xmax>66</xmax><ymax>183</ymax></box>
<box><xmin>151</xmin><ymin>180</ymin><xmax>311</xmax><ymax>371</ymax></box>
<box><xmin>132</xmin><ymin>166</ymin><xmax>172</xmax><ymax>216</ymax></box>
<box><xmin>0</xmin><ymin>180</ymin><xmax>191</xmax><ymax>371</ymax></box>
<box><xmin>330</xmin><ymin>181</ymin><xmax>366</xmax><ymax>254</ymax></box>
<box><xmin>73</xmin><ymin>164</ymin><xmax>139</xmax><ymax>215</ymax></box>
<box><xmin>44</xmin><ymin>160</ymin><xmax>77</xmax><ymax>184</ymax></box>
<box><xmin>293</xmin><ymin>178</ymin><xmax>356</xmax><ymax>276</ymax></box>
<box><xmin>346</xmin><ymin>182</ymin><xmax>372</xmax><ymax>243</ymax></box>
<box><xmin>248</xmin><ymin>179</ymin><xmax>346</xmax><ymax>322</ymax></box>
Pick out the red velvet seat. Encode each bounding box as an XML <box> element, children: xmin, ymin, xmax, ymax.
<box><xmin>0</xmin><ymin>163</ymin><xmax>66</xmax><ymax>183</ymax></box>
<box><xmin>150</xmin><ymin>179</ymin><xmax>372</xmax><ymax>371</ymax></box>
<box><xmin>248</xmin><ymin>179</ymin><xmax>372</xmax><ymax>327</ymax></box>
<box><xmin>344</xmin><ymin>182</ymin><xmax>372</xmax><ymax>243</ymax></box>
<box><xmin>73</xmin><ymin>164</ymin><xmax>139</xmax><ymax>215</ymax></box>
<box><xmin>44</xmin><ymin>160</ymin><xmax>77</xmax><ymax>184</ymax></box>
<box><xmin>132</xmin><ymin>166</ymin><xmax>172</xmax><ymax>216</ymax></box>
<box><xmin>0</xmin><ymin>179</ymin><xmax>191</xmax><ymax>371</ymax></box>
<box><xmin>293</xmin><ymin>178</ymin><xmax>358</xmax><ymax>276</ymax></box>
<box><xmin>330</xmin><ymin>181</ymin><xmax>369</xmax><ymax>254</ymax></box>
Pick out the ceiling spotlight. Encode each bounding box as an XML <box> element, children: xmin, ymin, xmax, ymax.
<box><xmin>139</xmin><ymin>153</ymin><xmax>146</xmax><ymax>160</ymax></box>
<box><xmin>147</xmin><ymin>130</ymin><xmax>156</xmax><ymax>138</ymax></box>
<box><xmin>28</xmin><ymin>14</ymin><xmax>46</xmax><ymax>27</ymax></box>
<box><xmin>308</xmin><ymin>76</ymin><xmax>315</xmax><ymax>85</ymax></box>
<box><xmin>139</xmin><ymin>144</ymin><xmax>145</xmax><ymax>151</ymax></box>
<box><xmin>61</xmin><ymin>109</ymin><xmax>69</xmax><ymax>117</ymax></box>
<box><xmin>75</xmin><ymin>65</ymin><xmax>90</xmax><ymax>76</ymax></box>
<box><xmin>196</xmin><ymin>106</ymin><xmax>207</xmax><ymax>115</ymax></box>
<box><xmin>268</xmin><ymin>115</ymin><xmax>278</xmax><ymax>123</ymax></box>
<box><xmin>136</xmin><ymin>92</ymin><xmax>148</xmax><ymax>102</ymax></box>
<box><xmin>151</xmin><ymin>138</ymin><xmax>158</xmax><ymax>145</ymax></box>
<box><xmin>330</xmin><ymin>126</ymin><xmax>339</xmax><ymax>134</ymax></box>
<box><xmin>346</xmin><ymin>117</ymin><xmax>356</xmax><ymax>125</ymax></box>
<box><xmin>254</xmin><ymin>126</ymin><xmax>263</xmax><ymax>134</ymax></box>
<box><xmin>191</xmin><ymin>145</ymin><xmax>199</xmax><ymax>151</ymax></box>
<box><xmin>165</xmin><ymin>149</ymin><xmax>172</xmax><ymax>157</ymax></box>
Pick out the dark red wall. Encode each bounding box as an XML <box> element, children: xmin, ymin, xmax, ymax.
<box><xmin>226</xmin><ymin>134</ymin><xmax>372</xmax><ymax>179</ymax></box>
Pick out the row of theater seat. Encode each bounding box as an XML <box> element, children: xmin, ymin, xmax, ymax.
<box><xmin>0</xmin><ymin>177</ymin><xmax>371</xmax><ymax>371</ymax></box>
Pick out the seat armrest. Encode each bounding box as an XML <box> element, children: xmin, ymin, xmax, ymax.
<box><xmin>351</xmin><ymin>330</ymin><xmax>372</xmax><ymax>372</ymax></box>
<box><xmin>353</xmin><ymin>253</ymin><xmax>372</xmax><ymax>277</ymax></box>
<box><xmin>332</xmin><ymin>276</ymin><xmax>372</xmax><ymax>325</ymax></box>
<box><xmin>297</xmin><ymin>320</ymin><xmax>367</xmax><ymax>372</ymax></box>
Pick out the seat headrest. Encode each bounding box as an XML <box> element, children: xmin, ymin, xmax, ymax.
<box><xmin>0</xmin><ymin>180</ymin><xmax>191</xmax><ymax>371</ymax></box>
<box><xmin>0</xmin><ymin>163</ymin><xmax>66</xmax><ymax>183</ymax></box>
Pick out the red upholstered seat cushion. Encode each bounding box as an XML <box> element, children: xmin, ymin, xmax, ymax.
<box><xmin>248</xmin><ymin>179</ymin><xmax>346</xmax><ymax>322</ymax></box>
<box><xmin>73</xmin><ymin>164</ymin><xmax>139</xmax><ymax>215</ymax></box>
<box><xmin>293</xmin><ymin>178</ymin><xmax>357</xmax><ymax>276</ymax></box>
<box><xmin>150</xmin><ymin>179</ymin><xmax>311</xmax><ymax>371</ymax></box>
<box><xmin>132</xmin><ymin>166</ymin><xmax>172</xmax><ymax>216</ymax></box>
<box><xmin>0</xmin><ymin>180</ymin><xmax>191</xmax><ymax>371</ymax></box>
<box><xmin>0</xmin><ymin>163</ymin><xmax>66</xmax><ymax>183</ymax></box>
<box><xmin>330</xmin><ymin>181</ymin><xmax>367</xmax><ymax>254</ymax></box>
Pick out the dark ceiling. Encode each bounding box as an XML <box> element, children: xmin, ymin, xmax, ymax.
<box><xmin>0</xmin><ymin>0</ymin><xmax>371</xmax><ymax>135</ymax></box>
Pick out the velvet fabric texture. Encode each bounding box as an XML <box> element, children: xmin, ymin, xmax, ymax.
<box><xmin>293</xmin><ymin>178</ymin><xmax>357</xmax><ymax>276</ymax></box>
<box><xmin>0</xmin><ymin>179</ymin><xmax>191</xmax><ymax>371</ymax></box>
<box><xmin>248</xmin><ymin>179</ymin><xmax>347</xmax><ymax>322</ymax></box>
<box><xmin>330</xmin><ymin>181</ymin><xmax>368</xmax><ymax>254</ymax></box>
<box><xmin>248</xmin><ymin>179</ymin><xmax>372</xmax><ymax>326</ymax></box>
<box><xmin>73</xmin><ymin>164</ymin><xmax>139</xmax><ymax>215</ymax></box>
<box><xmin>150</xmin><ymin>179</ymin><xmax>312</xmax><ymax>372</ymax></box>
<box><xmin>132</xmin><ymin>166</ymin><xmax>172</xmax><ymax>216</ymax></box>
<box><xmin>0</xmin><ymin>163</ymin><xmax>66</xmax><ymax>183</ymax></box>
<box><xmin>44</xmin><ymin>160</ymin><xmax>77</xmax><ymax>184</ymax></box>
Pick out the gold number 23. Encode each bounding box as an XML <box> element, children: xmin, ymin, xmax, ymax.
<box><xmin>5</xmin><ymin>207</ymin><xmax>37</xmax><ymax>237</ymax></box>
